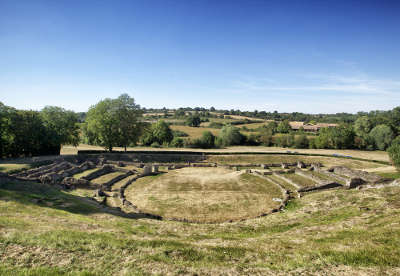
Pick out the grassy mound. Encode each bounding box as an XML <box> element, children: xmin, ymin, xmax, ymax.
<box><xmin>125</xmin><ymin>167</ymin><xmax>283</xmax><ymax>223</ymax></box>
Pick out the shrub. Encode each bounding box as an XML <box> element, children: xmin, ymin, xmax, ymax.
<box><xmin>294</xmin><ymin>134</ymin><xmax>309</xmax><ymax>149</ymax></box>
<box><xmin>198</xmin><ymin>131</ymin><xmax>215</xmax><ymax>148</ymax></box>
<box><xmin>170</xmin><ymin>137</ymin><xmax>184</xmax><ymax>148</ymax></box>
<box><xmin>258</xmin><ymin>130</ymin><xmax>273</xmax><ymax>146</ymax></box>
<box><xmin>150</xmin><ymin>142</ymin><xmax>160</xmax><ymax>148</ymax></box>
<box><xmin>245</xmin><ymin>134</ymin><xmax>260</xmax><ymax>146</ymax></box>
<box><xmin>275</xmin><ymin>134</ymin><xmax>294</xmax><ymax>148</ymax></box>
<box><xmin>208</xmin><ymin>122</ymin><xmax>224</xmax><ymax>129</ymax></box>
<box><xmin>186</xmin><ymin>115</ymin><xmax>201</xmax><ymax>127</ymax></box>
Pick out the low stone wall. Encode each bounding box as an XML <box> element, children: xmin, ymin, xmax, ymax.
<box><xmin>102</xmin><ymin>171</ymin><xmax>134</xmax><ymax>191</ymax></box>
<box><xmin>298</xmin><ymin>182</ymin><xmax>342</xmax><ymax>192</ymax></box>
<box><xmin>79</xmin><ymin>152</ymin><xmax>206</xmax><ymax>163</ymax></box>
<box><xmin>59</xmin><ymin>161</ymin><xmax>96</xmax><ymax>178</ymax></box>
<box><xmin>313</xmin><ymin>167</ymin><xmax>348</xmax><ymax>184</ymax></box>
<box><xmin>295</xmin><ymin>169</ymin><xmax>325</xmax><ymax>185</ymax></box>
<box><xmin>12</xmin><ymin>162</ymin><xmax>58</xmax><ymax>177</ymax></box>
<box><xmin>82</xmin><ymin>165</ymin><xmax>114</xmax><ymax>181</ymax></box>
<box><xmin>28</xmin><ymin>161</ymin><xmax>73</xmax><ymax>179</ymax></box>
<box><xmin>331</xmin><ymin>166</ymin><xmax>382</xmax><ymax>183</ymax></box>
<box><xmin>272</xmin><ymin>172</ymin><xmax>301</xmax><ymax>190</ymax></box>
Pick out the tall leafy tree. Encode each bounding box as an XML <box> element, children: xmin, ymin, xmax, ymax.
<box><xmin>41</xmin><ymin>106</ymin><xmax>80</xmax><ymax>147</ymax></box>
<box><xmin>369</xmin><ymin>124</ymin><xmax>394</xmax><ymax>150</ymax></box>
<box><xmin>186</xmin><ymin>115</ymin><xmax>201</xmax><ymax>127</ymax></box>
<box><xmin>85</xmin><ymin>94</ymin><xmax>142</xmax><ymax>152</ymax></box>
<box><xmin>277</xmin><ymin>120</ymin><xmax>291</xmax><ymax>133</ymax></box>
<box><xmin>354</xmin><ymin>116</ymin><xmax>372</xmax><ymax>138</ymax></box>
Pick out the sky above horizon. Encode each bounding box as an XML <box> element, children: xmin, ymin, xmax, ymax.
<box><xmin>1</xmin><ymin>0</ymin><xmax>399</xmax><ymax>114</ymax></box>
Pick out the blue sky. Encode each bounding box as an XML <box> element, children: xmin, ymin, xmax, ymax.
<box><xmin>1</xmin><ymin>0</ymin><xmax>399</xmax><ymax>113</ymax></box>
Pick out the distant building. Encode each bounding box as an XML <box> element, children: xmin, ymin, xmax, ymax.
<box><xmin>289</xmin><ymin>122</ymin><xmax>337</xmax><ymax>132</ymax></box>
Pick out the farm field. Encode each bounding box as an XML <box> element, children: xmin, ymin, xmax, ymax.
<box><xmin>170</xmin><ymin>125</ymin><xmax>220</xmax><ymax>139</ymax></box>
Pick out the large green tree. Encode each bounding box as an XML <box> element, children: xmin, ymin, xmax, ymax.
<box><xmin>141</xmin><ymin>120</ymin><xmax>174</xmax><ymax>146</ymax></box>
<box><xmin>217</xmin><ymin>125</ymin><xmax>245</xmax><ymax>147</ymax></box>
<box><xmin>186</xmin><ymin>115</ymin><xmax>201</xmax><ymax>127</ymax></box>
<box><xmin>276</xmin><ymin>120</ymin><xmax>291</xmax><ymax>133</ymax></box>
<box><xmin>41</xmin><ymin>106</ymin><xmax>80</xmax><ymax>147</ymax></box>
<box><xmin>388</xmin><ymin>137</ymin><xmax>400</xmax><ymax>171</ymax></box>
<box><xmin>0</xmin><ymin>103</ymin><xmax>13</xmax><ymax>157</ymax></box>
<box><xmin>85</xmin><ymin>94</ymin><xmax>142</xmax><ymax>151</ymax></box>
<box><xmin>369</xmin><ymin>124</ymin><xmax>394</xmax><ymax>150</ymax></box>
<box><xmin>354</xmin><ymin>116</ymin><xmax>372</xmax><ymax>138</ymax></box>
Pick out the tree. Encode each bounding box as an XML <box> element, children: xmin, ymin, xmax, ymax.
<box><xmin>0</xmin><ymin>102</ymin><xmax>13</xmax><ymax>157</ymax></box>
<box><xmin>369</xmin><ymin>124</ymin><xmax>394</xmax><ymax>150</ymax></box>
<box><xmin>388</xmin><ymin>137</ymin><xmax>400</xmax><ymax>170</ymax></box>
<box><xmin>113</xmin><ymin>94</ymin><xmax>143</xmax><ymax>151</ymax></box>
<box><xmin>294</xmin><ymin>134</ymin><xmax>309</xmax><ymax>149</ymax></box>
<box><xmin>141</xmin><ymin>120</ymin><xmax>173</xmax><ymax>146</ymax></box>
<box><xmin>277</xmin><ymin>120</ymin><xmax>291</xmax><ymax>133</ymax></box>
<box><xmin>197</xmin><ymin>131</ymin><xmax>215</xmax><ymax>148</ymax></box>
<box><xmin>354</xmin><ymin>116</ymin><xmax>372</xmax><ymax>139</ymax></box>
<box><xmin>186</xmin><ymin>115</ymin><xmax>201</xmax><ymax>127</ymax></box>
<box><xmin>152</xmin><ymin>120</ymin><xmax>173</xmax><ymax>145</ymax></box>
<box><xmin>217</xmin><ymin>125</ymin><xmax>245</xmax><ymax>147</ymax></box>
<box><xmin>41</xmin><ymin>106</ymin><xmax>80</xmax><ymax>147</ymax></box>
<box><xmin>85</xmin><ymin>94</ymin><xmax>142</xmax><ymax>152</ymax></box>
<box><xmin>265</xmin><ymin>121</ymin><xmax>278</xmax><ymax>134</ymax></box>
<box><xmin>314</xmin><ymin>125</ymin><xmax>354</xmax><ymax>149</ymax></box>
<box><xmin>258</xmin><ymin>128</ymin><xmax>273</xmax><ymax>146</ymax></box>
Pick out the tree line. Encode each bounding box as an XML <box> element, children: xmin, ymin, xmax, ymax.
<box><xmin>0</xmin><ymin>103</ymin><xmax>79</xmax><ymax>158</ymax></box>
<box><xmin>1</xmin><ymin>94</ymin><xmax>400</xmax><ymax>171</ymax></box>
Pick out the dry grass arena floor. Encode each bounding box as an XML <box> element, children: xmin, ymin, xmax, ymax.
<box><xmin>125</xmin><ymin>167</ymin><xmax>283</xmax><ymax>223</ymax></box>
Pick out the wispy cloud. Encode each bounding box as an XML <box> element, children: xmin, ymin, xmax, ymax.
<box><xmin>232</xmin><ymin>73</ymin><xmax>400</xmax><ymax>96</ymax></box>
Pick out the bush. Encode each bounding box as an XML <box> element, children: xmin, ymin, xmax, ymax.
<box><xmin>294</xmin><ymin>134</ymin><xmax>309</xmax><ymax>149</ymax></box>
<box><xmin>170</xmin><ymin>137</ymin><xmax>184</xmax><ymax>148</ymax></box>
<box><xmin>150</xmin><ymin>142</ymin><xmax>160</xmax><ymax>148</ymax></box>
<box><xmin>275</xmin><ymin>134</ymin><xmax>294</xmax><ymax>148</ymax></box>
<box><xmin>258</xmin><ymin>129</ymin><xmax>273</xmax><ymax>146</ymax></box>
<box><xmin>186</xmin><ymin>115</ymin><xmax>201</xmax><ymax>127</ymax></box>
<box><xmin>245</xmin><ymin>134</ymin><xmax>260</xmax><ymax>146</ymax></box>
<box><xmin>185</xmin><ymin>131</ymin><xmax>216</xmax><ymax>149</ymax></box>
<box><xmin>208</xmin><ymin>122</ymin><xmax>224</xmax><ymax>129</ymax></box>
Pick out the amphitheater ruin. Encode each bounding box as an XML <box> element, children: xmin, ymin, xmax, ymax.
<box><xmin>2</xmin><ymin>151</ymin><xmax>398</xmax><ymax>223</ymax></box>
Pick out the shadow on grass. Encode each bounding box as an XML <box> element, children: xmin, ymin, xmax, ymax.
<box><xmin>0</xmin><ymin>178</ymin><xmax>162</xmax><ymax>221</ymax></box>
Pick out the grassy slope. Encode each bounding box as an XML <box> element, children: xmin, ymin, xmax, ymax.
<box><xmin>1</xmin><ymin>179</ymin><xmax>399</xmax><ymax>275</ymax></box>
<box><xmin>170</xmin><ymin>125</ymin><xmax>220</xmax><ymax>139</ymax></box>
<box><xmin>0</xmin><ymin>163</ymin><xmax>31</xmax><ymax>174</ymax></box>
